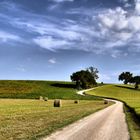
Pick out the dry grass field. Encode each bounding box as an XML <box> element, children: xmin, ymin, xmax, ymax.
<box><xmin>0</xmin><ymin>99</ymin><xmax>111</xmax><ymax>140</ymax></box>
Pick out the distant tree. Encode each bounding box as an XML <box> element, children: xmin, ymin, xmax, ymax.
<box><xmin>129</xmin><ymin>76</ymin><xmax>135</xmax><ymax>84</ymax></box>
<box><xmin>70</xmin><ymin>71</ymin><xmax>81</xmax><ymax>90</ymax></box>
<box><xmin>133</xmin><ymin>76</ymin><xmax>140</xmax><ymax>89</ymax></box>
<box><xmin>118</xmin><ymin>72</ymin><xmax>133</xmax><ymax>84</ymax></box>
<box><xmin>86</xmin><ymin>66</ymin><xmax>99</xmax><ymax>80</ymax></box>
<box><xmin>71</xmin><ymin>69</ymin><xmax>97</xmax><ymax>89</ymax></box>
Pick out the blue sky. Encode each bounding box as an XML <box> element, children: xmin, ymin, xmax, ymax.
<box><xmin>0</xmin><ymin>0</ymin><xmax>140</xmax><ymax>83</ymax></box>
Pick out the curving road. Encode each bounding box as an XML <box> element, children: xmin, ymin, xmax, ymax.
<box><xmin>42</xmin><ymin>88</ymin><xmax>130</xmax><ymax>140</ymax></box>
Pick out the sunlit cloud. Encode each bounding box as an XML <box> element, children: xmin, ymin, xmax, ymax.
<box><xmin>48</xmin><ymin>58</ymin><xmax>56</xmax><ymax>64</ymax></box>
<box><xmin>0</xmin><ymin>31</ymin><xmax>21</xmax><ymax>42</ymax></box>
<box><xmin>33</xmin><ymin>36</ymin><xmax>72</xmax><ymax>51</ymax></box>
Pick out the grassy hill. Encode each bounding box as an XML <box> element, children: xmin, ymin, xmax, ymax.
<box><xmin>87</xmin><ymin>84</ymin><xmax>140</xmax><ymax>140</ymax></box>
<box><xmin>0</xmin><ymin>80</ymin><xmax>99</xmax><ymax>100</ymax></box>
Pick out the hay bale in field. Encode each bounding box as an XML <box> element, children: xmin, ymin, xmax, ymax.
<box><xmin>39</xmin><ymin>96</ymin><xmax>43</xmax><ymax>101</ymax></box>
<box><xmin>104</xmin><ymin>100</ymin><xmax>108</xmax><ymax>104</ymax></box>
<box><xmin>74</xmin><ymin>100</ymin><xmax>79</xmax><ymax>104</ymax></box>
<box><xmin>83</xmin><ymin>92</ymin><xmax>86</xmax><ymax>95</ymax></box>
<box><xmin>44</xmin><ymin>97</ymin><xmax>48</xmax><ymax>101</ymax></box>
<box><xmin>54</xmin><ymin>99</ymin><xmax>62</xmax><ymax>107</ymax></box>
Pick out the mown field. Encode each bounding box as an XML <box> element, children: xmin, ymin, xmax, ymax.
<box><xmin>0</xmin><ymin>80</ymin><xmax>99</xmax><ymax>100</ymax></box>
<box><xmin>0</xmin><ymin>80</ymin><xmax>109</xmax><ymax>140</ymax></box>
<box><xmin>87</xmin><ymin>84</ymin><xmax>140</xmax><ymax>140</ymax></box>
<box><xmin>0</xmin><ymin>99</ymin><xmax>111</xmax><ymax>140</ymax></box>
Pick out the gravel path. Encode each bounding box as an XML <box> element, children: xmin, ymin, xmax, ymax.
<box><xmin>42</xmin><ymin>88</ymin><xmax>130</xmax><ymax>140</ymax></box>
<box><xmin>76</xmin><ymin>88</ymin><xmax>96</xmax><ymax>96</ymax></box>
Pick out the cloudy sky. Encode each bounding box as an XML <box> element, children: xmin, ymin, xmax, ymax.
<box><xmin>0</xmin><ymin>0</ymin><xmax>140</xmax><ymax>83</ymax></box>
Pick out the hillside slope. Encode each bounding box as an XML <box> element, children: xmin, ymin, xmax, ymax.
<box><xmin>0</xmin><ymin>80</ymin><xmax>99</xmax><ymax>100</ymax></box>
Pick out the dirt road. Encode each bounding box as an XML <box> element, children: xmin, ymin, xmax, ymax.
<box><xmin>43</xmin><ymin>100</ymin><xmax>130</xmax><ymax>140</ymax></box>
<box><xmin>77</xmin><ymin>88</ymin><xmax>96</xmax><ymax>96</ymax></box>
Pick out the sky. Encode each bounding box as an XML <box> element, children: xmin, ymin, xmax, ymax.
<box><xmin>0</xmin><ymin>0</ymin><xmax>140</xmax><ymax>83</ymax></box>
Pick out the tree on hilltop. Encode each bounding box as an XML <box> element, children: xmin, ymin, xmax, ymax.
<box><xmin>118</xmin><ymin>72</ymin><xmax>133</xmax><ymax>84</ymax></box>
<box><xmin>86</xmin><ymin>66</ymin><xmax>99</xmax><ymax>80</ymax></box>
<box><xmin>132</xmin><ymin>76</ymin><xmax>140</xmax><ymax>89</ymax></box>
<box><xmin>71</xmin><ymin>67</ymin><xmax>98</xmax><ymax>89</ymax></box>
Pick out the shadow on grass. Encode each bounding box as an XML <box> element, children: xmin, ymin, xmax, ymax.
<box><xmin>115</xmin><ymin>85</ymin><xmax>140</xmax><ymax>91</ymax></box>
<box><xmin>51</xmin><ymin>83</ymin><xmax>76</xmax><ymax>89</ymax></box>
<box><xmin>124</xmin><ymin>103</ymin><xmax>140</xmax><ymax>133</ymax></box>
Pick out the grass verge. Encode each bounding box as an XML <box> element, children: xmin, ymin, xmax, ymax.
<box><xmin>0</xmin><ymin>99</ymin><xmax>111</xmax><ymax>140</ymax></box>
<box><xmin>124</xmin><ymin>103</ymin><xmax>140</xmax><ymax>140</ymax></box>
<box><xmin>87</xmin><ymin>84</ymin><xmax>140</xmax><ymax>140</ymax></box>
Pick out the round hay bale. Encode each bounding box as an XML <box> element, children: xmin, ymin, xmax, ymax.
<box><xmin>54</xmin><ymin>99</ymin><xmax>62</xmax><ymax>107</ymax></box>
<box><xmin>104</xmin><ymin>100</ymin><xmax>108</xmax><ymax>104</ymax></box>
<box><xmin>83</xmin><ymin>92</ymin><xmax>86</xmax><ymax>95</ymax></box>
<box><xmin>74</xmin><ymin>100</ymin><xmax>79</xmax><ymax>104</ymax></box>
<box><xmin>39</xmin><ymin>96</ymin><xmax>43</xmax><ymax>101</ymax></box>
<box><xmin>44</xmin><ymin>97</ymin><xmax>48</xmax><ymax>101</ymax></box>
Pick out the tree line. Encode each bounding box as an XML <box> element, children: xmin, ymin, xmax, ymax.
<box><xmin>119</xmin><ymin>72</ymin><xmax>140</xmax><ymax>89</ymax></box>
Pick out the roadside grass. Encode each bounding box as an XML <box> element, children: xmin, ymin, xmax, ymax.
<box><xmin>0</xmin><ymin>80</ymin><xmax>100</xmax><ymax>100</ymax></box>
<box><xmin>0</xmin><ymin>99</ymin><xmax>111</xmax><ymax>140</ymax></box>
<box><xmin>87</xmin><ymin>84</ymin><xmax>140</xmax><ymax>140</ymax></box>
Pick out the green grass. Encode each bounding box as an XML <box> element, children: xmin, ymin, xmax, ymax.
<box><xmin>87</xmin><ymin>84</ymin><xmax>140</xmax><ymax>140</ymax></box>
<box><xmin>0</xmin><ymin>99</ymin><xmax>111</xmax><ymax>140</ymax></box>
<box><xmin>0</xmin><ymin>80</ymin><xmax>108</xmax><ymax>139</ymax></box>
<box><xmin>0</xmin><ymin>80</ymin><xmax>100</xmax><ymax>100</ymax></box>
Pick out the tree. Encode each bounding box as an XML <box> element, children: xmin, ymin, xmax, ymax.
<box><xmin>118</xmin><ymin>72</ymin><xmax>133</xmax><ymax>84</ymax></box>
<box><xmin>71</xmin><ymin>69</ymin><xmax>97</xmax><ymax>89</ymax></box>
<box><xmin>133</xmin><ymin>76</ymin><xmax>140</xmax><ymax>89</ymax></box>
<box><xmin>86</xmin><ymin>66</ymin><xmax>99</xmax><ymax>80</ymax></box>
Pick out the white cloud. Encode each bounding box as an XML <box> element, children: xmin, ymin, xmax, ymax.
<box><xmin>120</xmin><ymin>0</ymin><xmax>129</xmax><ymax>2</ymax></box>
<box><xmin>13</xmin><ymin>20</ymin><xmax>85</xmax><ymax>41</ymax></box>
<box><xmin>51</xmin><ymin>0</ymin><xmax>74</xmax><ymax>2</ymax></box>
<box><xmin>33</xmin><ymin>36</ymin><xmax>72</xmax><ymax>51</ymax></box>
<box><xmin>16</xmin><ymin>65</ymin><xmax>26</xmax><ymax>72</ymax></box>
<box><xmin>0</xmin><ymin>31</ymin><xmax>20</xmax><ymax>42</ymax></box>
<box><xmin>4</xmin><ymin>0</ymin><xmax>140</xmax><ymax>57</ymax></box>
<box><xmin>96</xmin><ymin>5</ymin><xmax>140</xmax><ymax>54</ymax></box>
<box><xmin>128</xmin><ymin>16</ymin><xmax>140</xmax><ymax>31</ymax></box>
<box><xmin>135</xmin><ymin>0</ymin><xmax>140</xmax><ymax>15</ymax></box>
<box><xmin>124</xmin><ymin>3</ymin><xmax>131</xmax><ymax>8</ymax></box>
<box><xmin>119</xmin><ymin>0</ymin><xmax>132</xmax><ymax>7</ymax></box>
<box><xmin>48</xmin><ymin>58</ymin><xmax>56</xmax><ymax>64</ymax></box>
<box><xmin>98</xmin><ymin>7</ymin><xmax>128</xmax><ymax>34</ymax></box>
<box><xmin>48</xmin><ymin>4</ymin><xmax>60</xmax><ymax>10</ymax></box>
